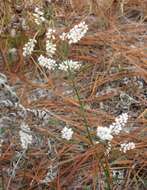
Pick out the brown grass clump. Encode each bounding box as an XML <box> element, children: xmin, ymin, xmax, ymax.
<box><xmin>0</xmin><ymin>0</ymin><xmax>147</xmax><ymax>189</ymax></box>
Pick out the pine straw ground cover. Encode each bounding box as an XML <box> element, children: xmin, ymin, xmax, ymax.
<box><xmin>0</xmin><ymin>0</ymin><xmax>147</xmax><ymax>189</ymax></box>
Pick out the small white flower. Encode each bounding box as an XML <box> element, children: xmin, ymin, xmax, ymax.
<box><xmin>23</xmin><ymin>38</ymin><xmax>36</xmax><ymax>57</ymax></box>
<box><xmin>38</xmin><ymin>55</ymin><xmax>56</xmax><ymax>70</ymax></box>
<box><xmin>120</xmin><ymin>142</ymin><xmax>135</xmax><ymax>153</ymax></box>
<box><xmin>46</xmin><ymin>28</ymin><xmax>56</xmax><ymax>40</ymax></box>
<box><xmin>19</xmin><ymin>122</ymin><xmax>32</xmax><ymax>149</ymax></box>
<box><xmin>109</xmin><ymin>113</ymin><xmax>128</xmax><ymax>135</ymax></box>
<box><xmin>59</xmin><ymin>60</ymin><xmax>81</xmax><ymax>71</ymax></box>
<box><xmin>33</xmin><ymin>7</ymin><xmax>45</xmax><ymax>25</ymax></box>
<box><xmin>46</xmin><ymin>40</ymin><xmax>56</xmax><ymax>57</ymax></box>
<box><xmin>97</xmin><ymin>126</ymin><xmax>113</xmax><ymax>141</ymax></box>
<box><xmin>61</xmin><ymin>127</ymin><xmax>73</xmax><ymax>140</ymax></box>
<box><xmin>66</xmin><ymin>21</ymin><xmax>88</xmax><ymax>44</ymax></box>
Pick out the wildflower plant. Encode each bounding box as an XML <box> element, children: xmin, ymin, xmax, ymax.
<box><xmin>23</xmin><ymin>13</ymin><xmax>86</xmax><ymax>71</ymax></box>
<box><xmin>33</xmin><ymin>7</ymin><xmax>46</xmax><ymax>25</ymax></box>
<box><xmin>22</xmin><ymin>13</ymin><xmax>139</xmax><ymax>186</ymax></box>
<box><xmin>2</xmin><ymin>2</ymin><xmax>144</xmax><ymax>189</ymax></box>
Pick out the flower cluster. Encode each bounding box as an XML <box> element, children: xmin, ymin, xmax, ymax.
<box><xmin>97</xmin><ymin>127</ymin><xmax>113</xmax><ymax>141</ymax></box>
<box><xmin>109</xmin><ymin>113</ymin><xmax>129</xmax><ymax>135</ymax></box>
<box><xmin>96</xmin><ymin>113</ymin><xmax>129</xmax><ymax>141</ymax></box>
<box><xmin>38</xmin><ymin>55</ymin><xmax>56</xmax><ymax>70</ymax></box>
<box><xmin>61</xmin><ymin>127</ymin><xmax>73</xmax><ymax>140</ymax></box>
<box><xmin>22</xmin><ymin>21</ymin><xmax>88</xmax><ymax>71</ymax></box>
<box><xmin>120</xmin><ymin>142</ymin><xmax>135</xmax><ymax>153</ymax></box>
<box><xmin>60</xmin><ymin>21</ymin><xmax>88</xmax><ymax>44</ymax></box>
<box><xmin>46</xmin><ymin>28</ymin><xmax>56</xmax><ymax>57</ymax></box>
<box><xmin>46</xmin><ymin>28</ymin><xmax>56</xmax><ymax>40</ymax></box>
<box><xmin>46</xmin><ymin>41</ymin><xmax>56</xmax><ymax>57</ymax></box>
<box><xmin>19</xmin><ymin>122</ymin><xmax>32</xmax><ymax>149</ymax></box>
<box><xmin>33</xmin><ymin>7</ymin><xmax>45</xmax><ymax>25</ymax></box>
<box><xmin>59</xmin><ymin>60</ymin><xmax>81</xmax><ymax>71</ymax></box>
<box><xmin>23</xmin><ymin>38</ymin><xmax>36</xmax><ymax>57</ymax></box>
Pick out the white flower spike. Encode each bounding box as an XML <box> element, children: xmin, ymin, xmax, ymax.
<box><xmin>109</xmin><ymin>113</ymin><xmax>129</xmax><ymax>135</ymax></box>
<box><xmin>59</xmin><ymin>60</ymin><xmax>81</xmax><ymax>71</ymax></box>
<box><xmin>46</xmin><ymin>41</ymin><xmax>56</xmax><ymax>57</ymax></box>
<box><xmin>46</xmin><ymin>28</ymin><xmax>56</xmax><ymax>57</ymax></box>
<box><xmin>46</xmin><ymin>28</ymin><xmax>56</xmax><ymax>40</ymax></box>
<box><xmin>120</xmin><ymin>142</ymin><xmax>135</xmax><ymax>153</ymax></box>
<box><xmin>33</xmin><ymin>7</ymin><xmax>45</xmax><ymax>25</ymax></box>
<box><xmin>38</xmin><ymin>55</ymin><xmax>56</xmax><ymax>70</ymax></box>
<box><xmin>23</xmin><ymin>38</ymin><xmax>36</xmax><ymax>57</ymax></box>
<box><xmin>60</xmin><ymin>21</ymin><xmax>88</xmax><ymax>44</ymax></box>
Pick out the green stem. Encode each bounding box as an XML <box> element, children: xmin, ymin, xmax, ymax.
<box><xmin>67</xmin><ymin>65</ymin><xmax>93</xmax><ymax>145</ymax></box>
<box><xmin>57</xmin><ymin>42</ymin><xmax>93</xmax><ymax>145</ymax></box>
